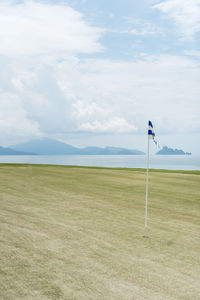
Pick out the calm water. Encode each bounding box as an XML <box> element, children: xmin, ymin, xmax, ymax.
<box><xmin>0</xmin><ymin>155</ymin><xmax>199</xmax><ymax>170</ymax></box>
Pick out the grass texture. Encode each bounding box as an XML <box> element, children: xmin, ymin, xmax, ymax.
<box><xmin>0</xmin><ymin>164</ymin><xmax>200</xmax><ymax>299</ymax></box>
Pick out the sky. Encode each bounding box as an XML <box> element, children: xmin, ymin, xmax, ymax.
<box><xmin>0</xmin><ymin>0</ymin><xmax>200</xmax><ymax>154</ymax></box>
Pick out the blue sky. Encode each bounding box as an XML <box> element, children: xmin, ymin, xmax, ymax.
<box><xmin>0</xmin><ymin>0</ymin><xmax>200</xmax><ymax>153</ymax></box>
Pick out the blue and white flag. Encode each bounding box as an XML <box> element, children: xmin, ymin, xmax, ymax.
<box><xmin>148</xmin><ymin>121</ymin><xmax>160</xmax><ymax>147</ymax></box>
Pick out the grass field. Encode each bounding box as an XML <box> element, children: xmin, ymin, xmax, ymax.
<box><xmin>0</xmin><ymin>164</ymin><xmax>200</xmax><ymax>300</ymax></box>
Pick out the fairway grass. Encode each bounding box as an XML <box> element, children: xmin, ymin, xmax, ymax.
<box><xmin>0</xmin><ymin>164</ymin><xmax>199</xmax><ymax>299</ymax></box>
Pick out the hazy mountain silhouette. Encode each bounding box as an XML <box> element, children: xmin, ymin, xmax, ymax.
<box><xmin>156</xmin><ymin>146</ymin><xmax>191</xmax><ymax>155</ymax></box>
<box><xmin>0</xmin><ymin>146</ymin><xmax>36</xmax><ymax>155</ymax></box>
<box><xmin>12</xmin><ymin>138</ymin><xmax>145</xmax><ymax>155</ymax></box>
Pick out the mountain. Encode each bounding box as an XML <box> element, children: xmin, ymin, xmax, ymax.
<box><xmin>0</xmin><ymin>146</ymin><xmax>36</xmax><ymax>155</ymax></box>
<box><xmin>12</xmin><ymin>138</ymin><xmax>80</xmax><ymax>155</ymax></box>
<box><xmin>80</xmin><ymin>146</ymin><xmax>144</xmax><ymax>155</ymax></box>
<box><xmin>12</xmin><ymin>138</ymin><xmax>145</xmax><ymax>155</ymax></box>
<box><xmin>156</xmin><ymin>146</ymin><xmax>191</xmax><ymax>155</ymax></box>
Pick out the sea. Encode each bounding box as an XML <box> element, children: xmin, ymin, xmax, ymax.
<box><xmin>0</xmin><ymin>155</ymin><xmax>199</xmax><ymax>170</ymax></box>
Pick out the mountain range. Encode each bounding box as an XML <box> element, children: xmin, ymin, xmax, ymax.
<box><xmin>0</xmin><ymin>146</ymin><xmax>36</xmax><ymax>155</ymax></box>
<box><xmin>0</xmin><ymin>139</ymin><xmax>191</xmax><ymax>156</ymax></box>
<box><xmin>10</xmin><ymin>138</ymin><xmax>145</xmax><ymax>155</ymax></box>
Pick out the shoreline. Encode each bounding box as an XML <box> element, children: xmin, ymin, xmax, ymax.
<box><xmin>0</xmin><ymin>163</ymin><xmax>200</xmax><ymax>175</ymax></box>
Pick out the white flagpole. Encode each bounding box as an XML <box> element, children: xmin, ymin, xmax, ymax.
<box><xmin>144</xmin><ymin>122</ymin><xmax>150</xmax><ymax>235</ymax></box>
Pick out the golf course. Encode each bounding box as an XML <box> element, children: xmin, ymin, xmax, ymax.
<box><xmin>0</xmin><ymin>164</ymin><xmax>199</xmax><ymax>299</ymax></box>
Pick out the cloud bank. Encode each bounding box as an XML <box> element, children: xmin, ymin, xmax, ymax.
<box><xmin>0</xmin><ymin>0</ymin><xmax>103</xmax><ymax>56</ymax></box>
<box><xmin>0</xmin><ymin>0</ymin><xmax>199</xmax><ymax>149</ymax></box>
<box><xmin>153</xmin><ymin>0</ymin><xmax>200</xmax><ymax>39</ymax></box>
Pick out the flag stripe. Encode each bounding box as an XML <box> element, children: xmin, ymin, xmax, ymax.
<box><xmin>148</xmin><ymin>130</ymin><xmax>155</xmax><ymax>136</ymax></box>
<box><xmin>148</xmin><ymin>120</ymin><xmax>153</xmax><ymax>128</ymax></box>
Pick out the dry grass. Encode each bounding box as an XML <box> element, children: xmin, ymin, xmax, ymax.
<box><xmin>0</xmin><ymin>164</ymin><xmax>200</xmax><ymax>299</ymax></box>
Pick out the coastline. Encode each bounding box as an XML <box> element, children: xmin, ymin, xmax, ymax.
<box><xmin>0</xmin><ymin>163</ymin><xmax>200</xmax><ymax>175</ymax></box>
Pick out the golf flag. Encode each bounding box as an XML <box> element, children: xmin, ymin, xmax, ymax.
<box><xmin>148</xmin><ymin>121</ymin><xmax>159</xmax><ymax>148</ymax></box>
<box><xmin>144</xmin><ymin>120</ymin><xmax>160</xmax><ymax>235</ymax></box>
<box><xmin>148</xmin><ymin>120</ymin><xmax>155</xmax><ymax>137</ymax></box>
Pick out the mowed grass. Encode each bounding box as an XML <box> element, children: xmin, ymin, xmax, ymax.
<box><xmin>0</xmin><ymin>164</ymin><xmax>199</xmax><ymax>300</ymax></box>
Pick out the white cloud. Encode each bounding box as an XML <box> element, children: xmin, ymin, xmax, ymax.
<box><xmin>184</xmin><ymin>50</ymin><xmax>200</xmax><ymax>58</ymax></box>
<box><xmin>153</xmin><ymin>0</ymin><xmax>200</xmax><ymax>39</ymax></box>
<box><xmin>55</xmin><ymin>54</ymin><xmax>200</xmax><ymax>136</ymax></box>
<box><xmin>124</xmin><ymin>18</ymin><xmax>163</xmax><ymax>36</ymax></box>
<box><xmin>0</xmin><ymin>93</ymin><xmax>41</xmax><ymax>145</ymax></box>
<box><xmin>1</xmin><ymin>50</ymin><xmax>200</xmax><ymax>145</ymax></box>
<box><xmin>1</xmin><ymin>52</ymin><xmax>200</xmax><ymax>144</ymax></box>
<box><xmin>72</xmin><ymin>100</ymin><xmax>110</xmax><ymax>118</ymax></box>
<box><xmin>0</xmin><ymin>1</ymin><xmax>103</xmax><ymax>56</ymax></box>
<box><xmin>79</xmin><ymin>118</ymin><xmax>137</xmax><ymax>133</ymax></box>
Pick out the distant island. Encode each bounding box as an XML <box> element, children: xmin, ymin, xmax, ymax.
<box><xmin>0</xmin><ymin>146</ymin><xmax>36</xmax><ymax>156</ymax></box>
<box><xmin>5</xmin><ymin>138</ymin><xmax>145</xmax><ymax>155</ymax></box>
<box><xmin>156</xmin><ymin>146</ymin><xmax>191</xmax><ymax>155</ymax></box>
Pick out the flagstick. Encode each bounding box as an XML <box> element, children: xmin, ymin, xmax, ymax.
<box><xmin>144</xmin><ymin>126</ymin><xmax>150</xmax><ymax>237</ymax></box>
